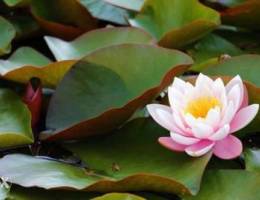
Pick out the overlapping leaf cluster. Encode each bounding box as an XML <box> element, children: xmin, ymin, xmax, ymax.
<box><xmin>1</xmin><ymin>0</ymin><xmax>260</xmax><ymax>199</ymax></box>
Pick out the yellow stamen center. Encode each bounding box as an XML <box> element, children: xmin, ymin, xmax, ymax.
<box><xmin>185</xmin><ymin>96</ymin><xmax>221</xmax><ymax>118</ymax></box>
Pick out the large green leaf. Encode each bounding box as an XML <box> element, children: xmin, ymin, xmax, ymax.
<box><xmin>105</xmin><ymin>0</ymin><xmax>144</xmax><ymax>11</ymax></box>
<box><xmin>129</xmin><ymin>0</ymin><xmax>220</xmax><ymax>48</ymax></box>
<box><xmin>44</xmin><ymin>27</ymin><xmax>156</xmax><ymax>61</ymax></box>
<box><xmin>79</xmin><ymin>0</ymin><xmax>131</xmax><ymax>25</ymax></box>
<box><xmin>44</xmin><ymin>44</ymin><xmax>192</xmax><ymax>140</ymax></box>
<box><xmin>0</xmin><ymin>89</ymin><xmax>33</xmax><ymax>148</ymax></box>
<box><xmin>64</xmin><ymin>118</ymin><xmax>212</xmax><ymax>195</ymax></box>
<box><xmin>188</xmin><ymin>33</ymin><xmax>242</xmax><ymax>71</ymax></box>
<box><xmin>184</xmin><ymin>170</ymin><xmax>260</xmax><ymax>200</ymax></box>
<box><xmin>0</xmin><ymin>16</ymin><xmax>16</xmax><ymax>56</ymax></box>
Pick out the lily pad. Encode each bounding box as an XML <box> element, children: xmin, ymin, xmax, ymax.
<box><xmin>64</xmin><ymin>118</ymin><xmax>212</xmax><ymax>196</ymax></box>
<box><xmin>188</xmin><ymin>33</ymin><xmax>242</xmax><ymax>70</ymax></box>
<box><xmin>44</xmin><ymin>44</ymin><xmax>192</xmax><ymax>140</ymax></box>
<box><xmin>0</xmin><ymin>16</ymin><xmax>16</xmax><ymax>56</ymax></box>
<box><xmin>184</xmin><ymin>170</ymin><xmax>260</xmax><ymax>200</ymax></box>
<box><xmin>44</xmin><ymin>27</ymin><xmax>156</xmax><ymax>61</ymax></box>
<box><xmin>0</xmin><ymin>47</ymin><xmax>73</xmax><ymax>88</ymax></box>
<box><xmin>79</xmin><ymin>0</ymin><xmax>131</xmax><ymax>25</ymax></box>
<box><xmin>0</xmin><ymin>89</ymin><xmax>33</xmax><ymax>148</ymax></box>
<box><xmin>0</xmin><ymin>28</ymin><xmax>155</xmax><ymax>87</ymax></box>
<box><xmin>244</xmin><ymin>148</ymin><xmax>260</xmax><ymax>172</ymax></box>
<box><xmin>129</xmin><ymin>0</ymin><xmax>220</xmax><ymax>48</ymax></box>
<box><xmin>105</xmin><ymin>0</ymin><xmax>144</xmax><ymax>11</ymax></box>
<box><xmin>222</xmin><ymin>0</ymin><xmax>260</xmax><ymax>30</ymax></box>
<box><xmin>30</xmin><ymin>0</ymin><xmax>96</xmax><ymax>39</ymax></box>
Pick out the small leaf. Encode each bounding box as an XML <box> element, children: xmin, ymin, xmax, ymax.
<box><xmin>79</xmin><ymin>0</ymin><xmax>131</xmax><ymax>25</ymax></box>
<box><xmin>44</xmin><ymin>44</ymin><xmax>192</xmax><ymax>140</ymax></box>
<box><xmin>105</xmin><ymin>0</ymin><xmax>144</xmax><ymax>11</ymax></box>
<box><xmin>129</xmin><ymin>0</ymin><xmax>220</xmax><ymax>48</ymax></box>
<box><xmin>244</xmin><ymin>149</ymin><xmax>260</xmax><ymax>172</ymax></box>
<box><xmin>0</xmin><ymin>16</ymin><xmax>16</xmax><ymax>56</ymax></box>
<box><xmin>184</xmin><ymin>170</ymin><xmax>260</xmax><ymax>200</ymax></box>
<box><xmin>0</xmin><ymin>89</ymin><xmax>33</xmax><ymax>148</ymax></box>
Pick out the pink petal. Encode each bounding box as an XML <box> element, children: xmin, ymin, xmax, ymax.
<box><xmin>185</xmin><ymin>140</ymin><xmax>214</xmax><ymax>157</ymax></box>
<box><xmin>227</xmin><ymin>84</ymin><xmax>241</xmax><ymax>112</ymax></box>
<box><xmin>147</xmin><ymin>104</ymin><xmax>182</xmax><ymax>133</ymax></box>
<box><xmin>170</xmin><ymin>132</ymin><xmax>200</xmax><ymax>145</ymax></box>
<box><xmin>230</xmin><ymin>104</ymin><xmax>259</xmax><ymax>133</ymax></box>
<box><xmin>158</xmin><ymin>137</ymin><xmax>187</xmax><ymax>152</ymax></box>
<box><xmin>241</xmin><ymin>85</ymin><xmax>249</xmax><ymax>108</ymax></box>
<box><xmin>213</xmin><ymin>135</ymin><xmax>242</xmax><ymax>159</ymax></box>
<box><xmin>208</xmin><ymin>124</ymin><xmax>230</xmax><ymax>141</ymax></box>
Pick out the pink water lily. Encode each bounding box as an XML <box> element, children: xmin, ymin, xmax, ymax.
<box><xmin>147</xmin><ymin>74</ymin><xmax>259</xmax><ymax>159</ymax></box>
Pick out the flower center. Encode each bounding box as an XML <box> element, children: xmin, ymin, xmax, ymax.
<box><xmin>185</xmin><ymin>96</ymin><xmax>221</xmax><ymax>118</ymax></box>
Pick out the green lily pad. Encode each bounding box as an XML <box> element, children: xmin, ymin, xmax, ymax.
<box><xmin>129</xmin><ymin>0</ymin><xmax>220</xmax><ymax>48</ymax></box>
<box><xmin>105</xmin><ymin>0</ymin><xmax>144</xmax><ymax>11</ymax></box>
<box><xmin>0</xmin><ymin>89</ymin><xmax>33</xmax><ymax>148</ymax></box>
<box><xmin>3</xmin><ymin>0</ymin><xmax>29</xmax><ymax>7</ymax></box>
<box><xmin>0</xmin><ymin>16</ymin><xmax>16</xmax><ymax>56</ymax></box>
<box><xmin>204</xmin><ymin>54</ymin><xmax>260</xmax><ymax>87</ymax></box>
<box><xmin>64</xmin><ymin>118</ymin><xmax>211</xmax><ymax>196</ymax></box>
<box><xmin>79</xmin><ymin>0</ymin><xmax>131</xmax><ymax>25</ymax></box>
<box><xmin>44</xmin><ymin>44</ymin><xmax>192</xmax><ymax>140</ymax></box>
<box><xmin>244</xmin><ymin>149</ymin><xmax>260</xmax><ymax>172</ymax></box>
<box><xmin>184</xmin><ymin>170</ymin><xmax>260</xmax><ymax>200</ymax></box>
<box><xmin>188</xmin><ymin>33</ymin><xmax>242</xmax><ymax>70</ymax></box>
<box><xmin>44</xmin><ymin>27</ymin><xmax>156</xmax><ymax>61</ymax></box>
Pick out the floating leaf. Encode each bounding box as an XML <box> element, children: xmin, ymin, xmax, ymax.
<box><xmin>188</xmin><ymin>33</ymin><xmax>242</xmax><ymax>70</ymax></box>
<box><xmin>244</xmin><ymin>149</ymin><xmax>260</xmax><ymax>172</ymax></box>
<box><xmin>0</xmin><ymin>47</ymin><xmax>73</xmax><ymax>88</ymax></box>
<box><xmin>44</xmin><ymin>27</ymin><xmax>156</xmax><ymax>61</ymax></box>
<box><xmin>129</xmin><ymin>0</ymin><xmax>220</xmax><ymax>48</ymax></box>
<box><xmin>3</xmin><ymin>0</ymin><xmax>29</xmax><ymax>7</ymax></box>
<box><xmin>44</xmin><ymin>44</ymin><xmax>192</xmax><ymax>140</ymax></box>
<box><xmin>64</xmin><ymin>118</ymin><xmax>211</xmax><ymax>196</ymax></box>
<box><xmin>0</xmin><ymin>28</ymin><xmax>155</xmax><ymax>87</ymax></box>
<box><xmin>184</xmin><ymin>170</ymin><xmax>260</xmax><ymax>200</ymax></box>
<box><xmin>105</xmin><ymin>0</ymin><xmax>144</xmax><ymax>11</ymax></box>
<box><xmin>79</xmin><ymin>0</ymin><xmax>131</xmax><ymax>25</ymax></box>
<box><xmin>30</xmin><ymin>0</ymin><xmax>96</xmax><ymax>39</ymax></box>
<box><xmin>222</xmin><ymin>0</ymin><xmax>260</xmax><ymax>30</ymax></box>
<box><xmin>0</xmin><ymin>16</ymin><xmax>16</xmax><ymax>56</ymax></box>
<box><xmin>0</xmin><ymin>89</ymin><xmax>33</xmax><ymax>148</ymax></box>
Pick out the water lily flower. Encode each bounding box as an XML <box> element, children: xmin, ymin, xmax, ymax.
<box><xmin>147</xmin><ymin>74</ymin><xmax>259</xmax><ymax>159</ymax></box>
